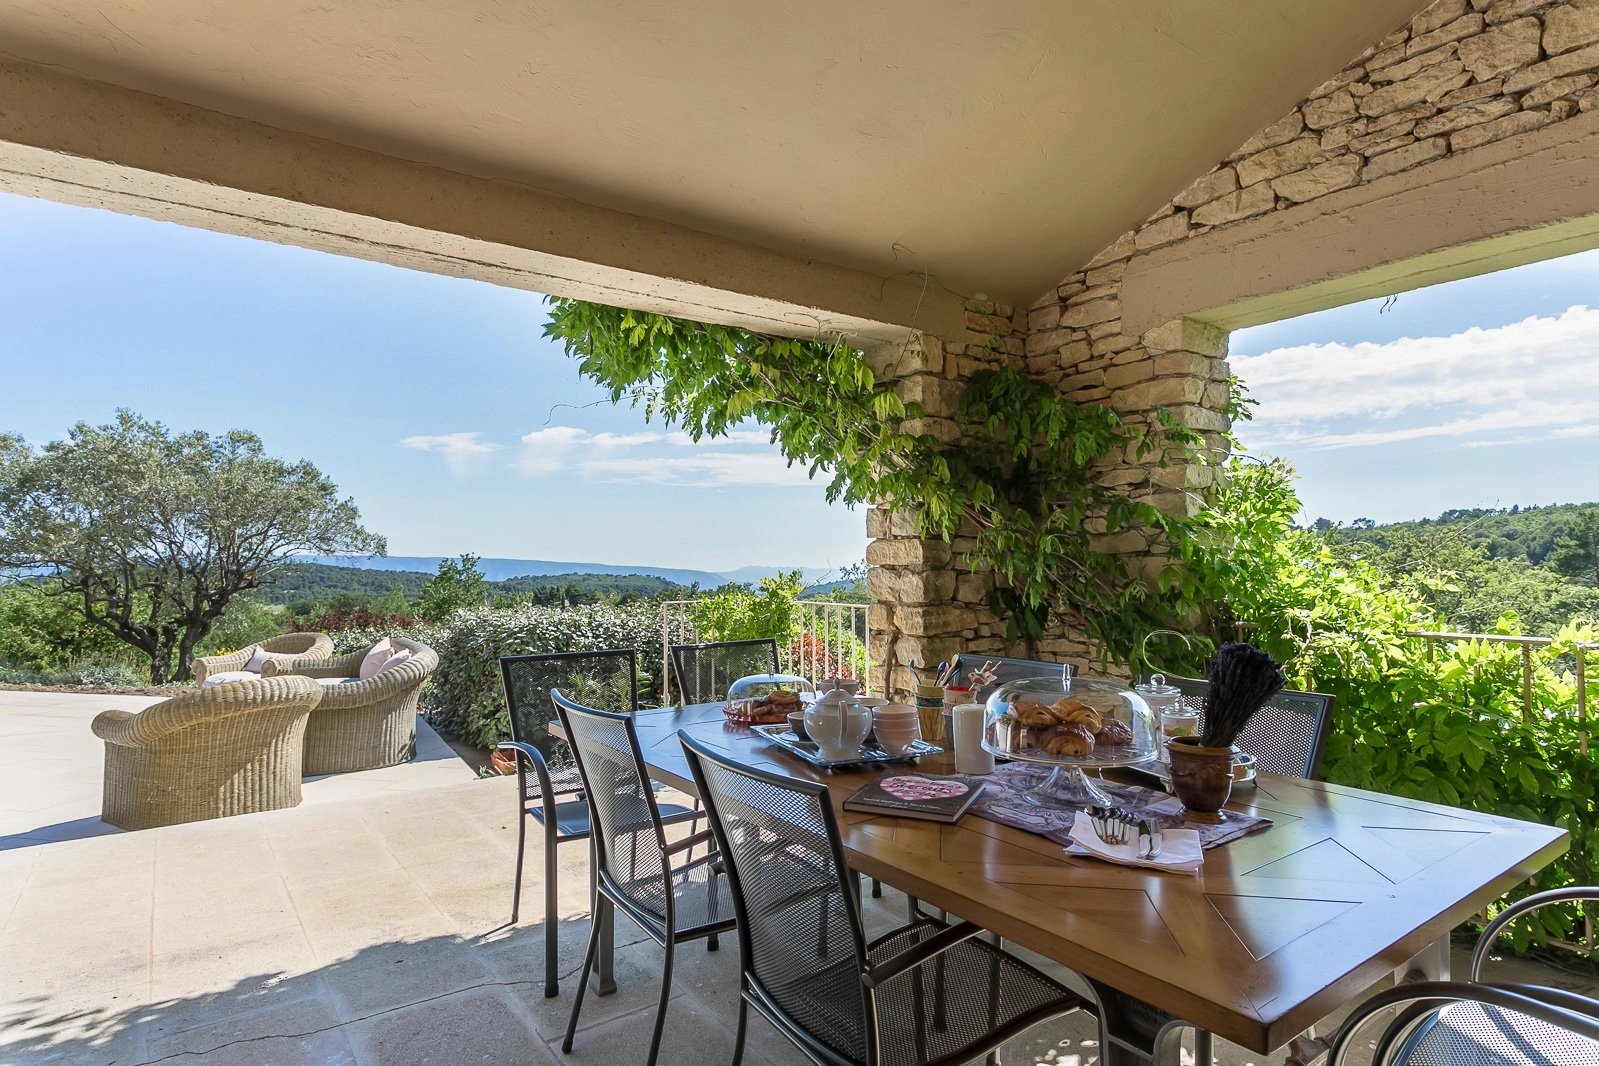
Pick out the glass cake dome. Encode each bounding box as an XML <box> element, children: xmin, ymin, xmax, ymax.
<box><xmin>982</xmin><ymin>675</ymin><xmax>1157</xmax><ymax>805</ymax></box>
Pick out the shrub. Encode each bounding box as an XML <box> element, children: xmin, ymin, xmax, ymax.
<box><xmin>293</xmin><ymin>605</ymin><xmax>420</xmax><ymax>633</ymax></box>
<box><xmin>367</xmin><ymin>602</ymin><xmax>662</xmax><ymax>751</ymax></box>
<box><xmin>0</xmin><ymin>660</ymin><xmax>146</xmax><ymax>688</ymax></box>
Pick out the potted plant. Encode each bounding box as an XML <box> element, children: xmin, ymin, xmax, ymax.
<box><xmin>1168</xmin><ymin>642</ymin><xmax>1284</xmax><ymax>821</ymax></box>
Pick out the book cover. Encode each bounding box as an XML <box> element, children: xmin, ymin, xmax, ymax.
<box><xmin>843</xmin><ymin>774</ymin><xmax>985</xmax><ymax>824</ymax></box>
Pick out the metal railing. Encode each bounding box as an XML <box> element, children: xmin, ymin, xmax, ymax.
<box><xmin>1404</xmin><ymin>629</ymin><xmax>1596</xmax><ymax>955</ymax></box>
<box><xmin>659</xmin><ymin>599</ymin><xmax>873</xmax><ymax>695</ymax></box>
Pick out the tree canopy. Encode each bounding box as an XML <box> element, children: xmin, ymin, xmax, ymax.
<box><xmin>0</xmin><ymin>411</ymin><xmax>384</xmax><ymax>681</ymax></box>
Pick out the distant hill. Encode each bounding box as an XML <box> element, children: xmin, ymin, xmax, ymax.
<box><xmin>260</xmin><ymin>562</ymin><xmax>690</xmax><ymax>606</ymax></box>
<box><xmin>1329</xmin><ymin>502</ymin><xmax>1599</xmax><ymax>566</ymax></box>
<box><xmin>297</xmin><ymin>555</ymin><xmax>831</xmax><ymax>587</ymax></box>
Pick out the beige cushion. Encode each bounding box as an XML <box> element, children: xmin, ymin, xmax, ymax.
<box><xmin>358</xmin><ymin>638</ymin><xmax>394</xmax><ymax>680</ymax></box>
<box><xmin>374</xmin><ymin>649</ymin><xmax>413</xmax><ymax>676</ymax></box>
<box><xmin>315</xmin><ymin>676</ymin><xmax>360</xmax><ymax>687</ymax></box>
<box><xmin>244</xmin><ymin>645</ymin><xmax>293</xmax><ymax>673</ymax></box>
<box><xmin>201</xmin><ymin>670</ymin><xmax>258</xmax><ymax>687</ymax></box>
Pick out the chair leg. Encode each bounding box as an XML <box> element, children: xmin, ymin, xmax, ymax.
<box><xmin>707</xmin><ymin>866</ymin><xmax>721</xmax><ymax>952</ymax></box>
<box><xmin>646</xmin><ymin>937</ymin><xmax>676</xmax><ymax>1066</ymax></box>
<box><xmin>731</xmin><ymin>996</ymin><xmax>749</xmax><ymax>1066</ymax></box>
<box><xmin>1193</xmin><ymin>1027</ymin><xmax>1214</xmax><ymax>1066</ymax></box>
<box><xmin>871</xmin><ymin>877</ymin><xmax>883</xmax><ymax>898</ymax></box>
<box><xmin>544</xmin><ymin>828</ymin><xmax>560</xmax><ymax>997</ymax></box>
<box><xmin>511</xmin><ymin>811</ymin><xmax>527</xmax><ymax>923</ymax></box>
<box><xmin>562</xmin><ymin>907</ymin><xmax>602</xmax><ymax>1053</ymax></box>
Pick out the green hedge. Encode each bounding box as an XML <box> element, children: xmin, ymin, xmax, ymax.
<box><xmin>330</xmin><ymin>603</ymin><xmax>663</xmax><ymax>752</ymax></box>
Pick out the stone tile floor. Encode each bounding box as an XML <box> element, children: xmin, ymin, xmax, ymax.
<box><xmin>0</xmin><ymin>690</ymin><xmax>473</xmax><ymax>850</ymax></box>
<box><xmin>2</xmin><ymin>694</ymin><xmax>1595</xmax><ymax>1065</ymax></box>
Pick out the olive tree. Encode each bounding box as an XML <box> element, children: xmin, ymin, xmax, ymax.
<box><xmin>0</xmin><ymin>412</ymin><xmax>385</xmax><ymax>682</ymax></box>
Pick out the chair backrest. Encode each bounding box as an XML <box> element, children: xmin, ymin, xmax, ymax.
<box><xmin>1165</xmin><ymin>674</ymin><xmax>1335</xmax><ymax>779</ymax></box>
<box><xmin>669</xmin><ymin>638</ymin><xmax>780</xmax><ymax>704</ymax></box>
<box><xmin>977</xmin><ymin>655</ymin><xmax>1078</xmax><ymax>699</ymax></box>
<box><xmin>553</xmin><ymin>690</ymin><xmax>675</xmax><ymax>933</ymax></box>
<box><xmin>680</xmin><ymin>732</ymin><xmax>872</xmax><ymax>1063</ymax></box>
<box><xmin>499</xmin><ymin>649</ymin><xmax>638</xmax><ymax>764</ymax></box>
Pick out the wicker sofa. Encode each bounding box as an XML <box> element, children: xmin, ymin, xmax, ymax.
<box><xmin>92</xmin><ymin>675</ymin><xmax>323</xmax><ymax>830</ymax></box>
<box><xmin>193</xmin><ymin>632</ymin><xmax>334</xmax><ymax>685</ymax></box>
<box><xmin>263</xmin><ymin>636</ymin><xmax>439</xmax><ymax>774</ymax></box>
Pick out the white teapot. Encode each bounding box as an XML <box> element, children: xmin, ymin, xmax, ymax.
<box><xmin>803</xmin><ymin>682</ymin><xmax>871</xmax><ymax>761</ymax></box>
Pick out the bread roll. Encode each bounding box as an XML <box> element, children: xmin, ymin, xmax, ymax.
<box><xmin>1050</xmin><ymin>697</ymin><xmax>1102</xmax><ymax>733</ymax></box>
<box><xmin>1094</xmin><ymin>717</ymin><xmax>1133</xmax><ymax>746</ymax></box>
<box><xmin>1013</xmin><ymin>699</ymin><xmax>1059</xmax><ymax>728</ymax></box>
<box><xmin>1041</xmin><ymin>723</ymin><xmax>1095</xmax><ymax>757</ymax></box>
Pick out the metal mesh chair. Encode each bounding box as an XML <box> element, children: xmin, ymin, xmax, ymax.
<box><xmin>975</xmin><ymin>655</ymin><xmax>1078</xmax><ymax>699</ymax></box>
<box><xmin>1327</xmin><ymin>981</ymin><xmax>1599</xmax><ymax>1066</ymax></box>
<box><xmin>669</xmin><ymin>638</ymin><xmax>780</xmax><ymax>704</ymax></box>
<box><xmin>556</xmin><ymin>691</ymin><xmax>732</xmax><ymax>1065</ymax></box>
<box><xmin>680</xmin><ymin>731</ymin><xmax>1092</xmax><ymax>1066</ymax></box>
<box><xmin>496</xmin><ymin>651</ymin><xmax>697</xmax><ymax>996</ymax></box>
<box><xmin>1165</xmin><ymin>673</ymin><xmax>1335</xmax><ymax>779</ymax></box>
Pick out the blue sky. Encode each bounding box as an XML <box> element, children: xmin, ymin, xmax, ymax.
<box><xmin>4</xmin><ymin>190</ymin><xmax>1598</xmax><ymax>568</ymax></box>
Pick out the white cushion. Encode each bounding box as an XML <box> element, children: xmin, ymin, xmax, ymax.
<box><xmin>201</xmin><ymin>670</ymin><xmax>258</xmax><ymax>687</ymax></box>
<box><xmin>358</xmin><ymin>638</ymin><xmax>394</xmax><ymax>680</ymax></box>
<box><xmin>374</xmin><ymin>649</ymin><xmax>413</xmax><ymax>676</ymax></box>
<box><xmin>243</xmin><ymin>646</ymin><xmax>275</xmax><ymax>673</ymax></box>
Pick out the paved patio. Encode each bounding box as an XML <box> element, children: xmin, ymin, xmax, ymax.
<box><xmin>2</xmin><ymin>694</ymin><xmax>1594</xmax><ymax>1065</ymax></box>
<box><xmin>0</xmin><ymin>690</ymin><xmax>474</xmax><ymax>850</ymax></box>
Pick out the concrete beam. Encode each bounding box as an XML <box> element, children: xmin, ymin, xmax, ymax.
<box><xmin>0</xmin><ymin>57</ymin><xmax>966</xmax><ymax>344</ymax></box>
<box><xmin>1121</xmin><ymin>108</ymin><xmax>1599</xmax><ymax>335</ymax></box>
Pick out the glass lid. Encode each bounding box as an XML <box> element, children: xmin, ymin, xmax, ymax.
<box><xmin>982</xmin><ymin>675</ymin><xmax>1157</xmax><ymax>767</ymax></box>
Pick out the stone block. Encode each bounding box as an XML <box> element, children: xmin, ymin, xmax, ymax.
<box><xmin>1371</xmin><ymin>100</ymin><xmax>1440</xmax><ymax>132</ymax></box>
<box><xmin>1235</xmin><ymin>136</ymin><xmax>1327</xmax><ymax>186</ymax></box>
<box><xmin>1133</xmin><ymin>213</ymin><xmax>1189</xmax><ymax>251</ymax></box>
<box><xmin>1310</xmin><ymin>66</ymin><xmax>1367</xmax><ymax>97</ymax></box>
<box><xmin>1092</xmin><ymin>529</ymin><xmax>1149</xmax><ymax>555</ymax></box>
<box><xmin>896</xmin><ymin>372</ymin><xmax>961</xmax><ymax>415</ymax></box>
<box><xmin>1320</xmin><ymin>120</ymin><xmax>1367</xmax><ymax>149</ymax></box>
<box><xmin>1024</xmin><ymin>328</ymin><xmax>1070</xmax><ymax>356</ymax></box>
<box><xmin>1111</xmin><ymin>376</ymin><xmax>1207</xmax><ymax>411</ymax></box>
<box><xmin>1085</xmin><ymin>232</ymin><xmax>1135</xmax><ymax>268</ymax></box>
<box><xmin>1449</xmin><ymin>107</ymin><xmax>1550</xmax><ymax>148</ymax></box>
<box><xmin>1272</xmin><ymin>155</ymin><xmax>1363</xmax><ymax>202</ymax></box>
<box><xmin>866</xmin><ymin>538</ymin><xmax>952</xmax><ymax>568</ymax></box>
<box><xmin>1140</xmin><ymin>316</ymin><xmax>1225</xmax><ymax>355</ymax></box>
<box><xmin>1060</xmin><ymin>297</ymin><xmax>1121</xmax><ymax>329</ymax></box>
<box><xmin>1103</xmin><ymin>359</ymin><xmax>1155</xmax><ymax>390</ymax></box>
<box><xmin>1303</xmin><ymin>90</ymin><xmax>1358</xmax><ymax>129</ymax></box>
<box><xmin>894</xmin><ymin>604</ymin><xmax>975</xmax><ymax>637</ymax></box>
<box><xmin>1231</xmin><ymin>111</ymin><xmax>1305</xmax><ymax>158</ymax></box>
<box><xmin>1521</xmin><ymin>71</ymin><xmax>1598</xmax><ymax>105</ymax></box>
<box><xmin>1460</xmin><ymin>17</ymin><xmax>1544</xmax><ymax>78</ymax></box>
<box><xmin>1581</xmin><ymin>86</ymin><xmax>1599</xmax><ymax>109</ymax></box>
<box><xmin>1551</xmin><ymin>96</ymin><xmax>1580</xmax><ymax>118</ymax></box>
<box><xmin>1359</xmin><ymin>60</ymin><xmax>1470</xmax><ymax>115</ymax></box>
<box><xmin>1545</xmin><ymin>0</ymin><xmax>1599</xmax><ymax>54</ymax></box>
<box><xmin>955</xmin><ymin>572</ymin><xmax>993</xmax><ymax>603</ymax></box>
<box><xmin>1413</xmin><ymin>0</ymin><xmax>1470</xmax><ymax>36</ymax></box>
<box><xmin>1440</xmin><ymin>77</ymin><xmax>1505</xmax><ymax>106</ymax></box>
<box><xmin>1414</xmin><ymin>96</ymin><xmax>1519</xmax><ymax>135</ymax></box>
<box><xmin>1086</xmin><ymin>261</ymin><xmax>1126</xmax><ymax>287</ymax></box>
<box><xmin>889</xmin><ymin>508</ymin><xmax>920</xmax><ymax>537</ymax></box>
<box><xmin>1027</xmin><ymin>303</ymin><xmax>1062</xmax><ymax>332</ymax></box>
<box><xmin>867</xmin><ymin>567</ymin><xmax>956</xmax><ymax>606</ymax></box>
<box><xmin>1189</xmin><ymin>181</ymin><xmax>1276</xmax><ymax>227</ymax></box>
<box><xmin>1506</xmin><ymin>39</ymin><xmax>1599</xmax><ymax>91</ymax></box>
<box><xmin>1088</xmin><ymin>320</ymin><xmax>1122</xmax><ymax>340</ymax></box>
<box><xmin>1364</xmin><ymin>136</ymin><xmax>1448</xmax><ymax>178</ymax></box>
<box><xmin>1407</xmin><ymin>13</ymin><xmax>1483</xmax><ymax>56</ymax></box>
<box><xmin>1372</xmin><ymin>42</ymin><xmax>1461</xmax><ymax>83</ymax></box>
<box><xmin>1353</xmin><ymin>132</ymin><xmax>1418</xmax><ymax>156</ymax></box>
<box><xmin>1171</xmin><ymin>167</ymin><xmax>1240</xmax><ymax>208</ymax></box>
<box><xmin>1152</xmin><ymin>352</ymin><xmax>1217</xmax><ymax>378</ymax></box>
<box><xmin>865</xmin><ymin>507</ymin><xmax>891</xmax><ymax>538</ymax></box>
<box><xmin>1483</xmin><ymin>0</ymin><xmax>1549</xmax><ymax>21</ymax></box>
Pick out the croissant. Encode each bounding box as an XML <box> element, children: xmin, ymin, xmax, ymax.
<box><xmin>1051</xmin><ymin>697</ymin><xmax>1102</xmax><ymax>733</ymax></box>
<box><xmin>1041</xmin><ymin>723</ymin><xmax>1095</xmax><ymax>757</ymax></box>
<box><xmin>1013</xmin><ymin>699</ymin><xmax>1060</xmax><ymax>728</ymax></box>
<box><xmin>1094</xmin><ymin>717</ymin><xmax>1133</xmax><ymax>746</ymax></box>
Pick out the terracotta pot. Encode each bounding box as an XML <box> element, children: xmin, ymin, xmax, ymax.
<box><xmin>1167</xmin><ymin>736</ymin><xmax>1234</xmax><ymax>819</ymax></box>
<box><xmin>489</xmin><ymin>749</ymin><xmax>518</xmax><ymax>776</ymax></box>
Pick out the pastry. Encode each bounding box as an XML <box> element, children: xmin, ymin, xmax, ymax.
<box><xmin>1013</xmin><ymin>699</ymin><xmax>1060</xmax><ymax>728</ymax></box>
<box><xmin>1041</xmin><ymin>723</ymin><xmax>1095</xmax><ymax>757</ymax></box>
<box><xmin>1094</xmin><ymin>717</ymin><xmax>1133</xmax><ymax>746</ymax></box>
<box><xmin>1050</xmin><ymin>697</ymin><xmax>1102</xmax><ymax>733</ymax></box>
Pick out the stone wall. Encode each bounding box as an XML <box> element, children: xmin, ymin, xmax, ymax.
<box><xmin>868</xmin><ymin>0</ymin><xmax>1599</xmax><ymax>697</ymax></box>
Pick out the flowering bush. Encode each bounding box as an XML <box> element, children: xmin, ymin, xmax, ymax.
<box><xmin>293</xmin><ymin>605</ymin><xmax>419</xmax><ymax>633</ymax></box>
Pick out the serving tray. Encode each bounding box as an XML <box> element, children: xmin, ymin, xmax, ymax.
<box><xmin>751</xmin><ymin>724</ymin><xmax>943</xmax><ymax>769</ymax></box>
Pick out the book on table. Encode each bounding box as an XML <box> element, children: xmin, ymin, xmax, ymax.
<box><xmin>842</xmin><ymin>773</ymin><xmax>986</xmax><ymax>824</ymax></box>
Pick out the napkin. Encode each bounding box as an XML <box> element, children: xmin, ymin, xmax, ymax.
<box><xmin>1065</xmin><ymin>812</ymin><xmax>1203</xmax><ymax>875</ymax></box>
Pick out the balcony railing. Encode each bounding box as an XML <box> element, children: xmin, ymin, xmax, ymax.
<box><xmin>659</xmin><ymin>599</ymin><xmax>873</xmax><ymax>696</ymax></box>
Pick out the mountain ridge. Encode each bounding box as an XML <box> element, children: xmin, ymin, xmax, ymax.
<box><xmin>297</xmin><ymin>555</ymin><xmax>828</xmax><ymax>587</ymax></box>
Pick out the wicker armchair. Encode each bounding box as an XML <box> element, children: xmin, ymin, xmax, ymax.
<box><xmin>264</xmin><ymin>636</ymin><xmax>439</xmax><ymax>774</ymax></box>
<box><xmin>92</xmin><ymin>675</ymin><xmax>323</xmax><ymax>830</ymax></box>
<box><xmin>193</xmin><ymin>632</ymin><xmax>334</xmax><ymax>684</ymax></box>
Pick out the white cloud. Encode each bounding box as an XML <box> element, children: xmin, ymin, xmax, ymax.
<box><xmin>398</xmin><ymin>432</ymin><xmax>501</xmax><ymax>475</ymax></box>
<box><xmin>1234</xmin><ymin>305</ymin><xmax>1599</xmax><ymax>450</ymax></box>
<box><xmin>516</xmin><ymin>424</ymin><xmax>809</xmax><ymax>487</ymax></box>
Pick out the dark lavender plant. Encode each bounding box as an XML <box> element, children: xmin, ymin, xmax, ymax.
<box><xmin>1199</xmin><ymin>642</ymin><xmax>1286</xmax><ymax>749</ymax></box>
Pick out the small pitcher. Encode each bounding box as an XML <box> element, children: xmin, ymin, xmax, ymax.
<box><xmin>804</xmin><ymin>682</ymin><xmax>871</xmax><ymax>760</ymax></box>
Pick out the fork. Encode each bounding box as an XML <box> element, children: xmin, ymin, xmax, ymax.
<box><xmin>1089</xmin><ymin>807</ymin><xmax>1130</xmax><ymax>845</ymax></box>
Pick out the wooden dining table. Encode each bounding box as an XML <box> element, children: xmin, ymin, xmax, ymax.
<box><xmin>551</xmin><ymin>701</ymin><xmax>1567</xmax><ymax>1064</ymax></box>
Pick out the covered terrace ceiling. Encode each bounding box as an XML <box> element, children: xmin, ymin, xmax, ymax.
<box><xmin>0</xmin><ymin>0</ymin><xmax>1423</xmax><ymax>326</ymax></box>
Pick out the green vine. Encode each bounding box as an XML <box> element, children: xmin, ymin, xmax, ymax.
<box><xmin>542</xmin><ymin>300</ymin><xmax>1209</xmax><ymax>663</ymax></box>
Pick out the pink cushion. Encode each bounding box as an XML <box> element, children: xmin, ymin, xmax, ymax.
<box><xmin>374</xmin><ymin>649</ymin><xmax>413</xmax><ymax>676</ymax></box>
<box><xmin>358</xmin><ymin>638</ymin><xmax>395</xmax><ymax>680</ymax></box>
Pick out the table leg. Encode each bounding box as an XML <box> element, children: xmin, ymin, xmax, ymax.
<box><xmin>1087</xmin><ymin>979</ymin><xmax>1204</xmax><ymax>1066</ymax></box>
<box><xmin>1397</xmin><ymin>935</ymin><xmax>1451</xmax><ymax>984</ymax></box>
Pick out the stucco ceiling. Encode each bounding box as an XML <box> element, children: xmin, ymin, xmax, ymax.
<box><xmin>0</xmin><ymin>1</ymin><xmax>1423</xmax><ymax>305</ymax></box>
